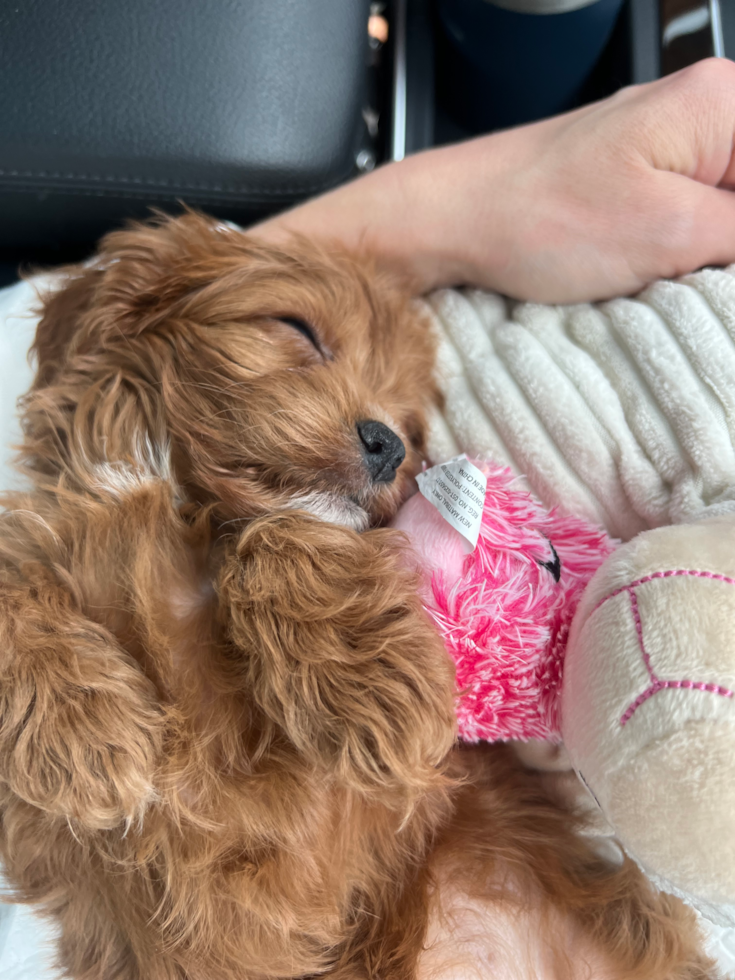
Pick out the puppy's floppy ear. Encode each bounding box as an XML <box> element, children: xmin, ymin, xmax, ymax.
<box><xmin>30</xmin><ymin>266</ymin><xmax>103</xmax><ymax>389</ymax></box>
<box><xmin>217</xmin><ymin>513</ymin><xmax>457</xmax><ymax>804</ymax></box>
<box><xmin>28</xmin><ymin>211</ymin><xmax>220</xmax><ymax>389</ymax></box>
<box><xmin>85</xmin><ymin>212</ymin><xmax>226</xmax><ymax>334</ymax></box>
<box><xmin>19</xmin><ymin>213</ymin><xmax>235</xmax><ymax>487</ymax></box>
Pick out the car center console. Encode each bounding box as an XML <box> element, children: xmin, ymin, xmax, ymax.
<box><xmin>388</xmin><ymin>0</ymin><xmax>730</xmax><ymax>160</ymax></box>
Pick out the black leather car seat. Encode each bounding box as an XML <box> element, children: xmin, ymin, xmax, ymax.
<box><xmin>0</xmin><ymin>0</ymin><xmax>371</xmax><ymax>280</ymax></box>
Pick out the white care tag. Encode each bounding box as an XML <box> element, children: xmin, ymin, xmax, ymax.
<box><xmin>415</xmin><ymin>455</ymin><xmax>487</xmax><ymax>551</ymax></box>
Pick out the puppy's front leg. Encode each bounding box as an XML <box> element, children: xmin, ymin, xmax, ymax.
<box><xmin>0</xmin><ymin>498</ymin><xmax>168</xmax><ymax>832</ymax></box>
<box><xmin>0</xmin><ymin>577</ymin><xmax>164</xmax><ymax>831</ymax></box>
<box><xmin>217</xmin><ymin>513</ymin><xmax>456</xmax><ymax>802</ymax></box>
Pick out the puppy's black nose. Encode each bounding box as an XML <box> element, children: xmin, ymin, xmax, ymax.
<box><xmin>357</xmin><ymin>420</ymin><xmax>406</xmax><ymax>483</ymax></box>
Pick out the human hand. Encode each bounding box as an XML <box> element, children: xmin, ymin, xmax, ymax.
<box><xmin>253</xmin><ymin>58</ymin><xmax>735</xmax><ymax>303</ymax></box>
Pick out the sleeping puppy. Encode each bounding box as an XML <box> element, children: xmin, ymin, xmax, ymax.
<box><xmin>0</xmin><ymin>214</ymin><xmax>715</xmax><ymax>979</ymax></box>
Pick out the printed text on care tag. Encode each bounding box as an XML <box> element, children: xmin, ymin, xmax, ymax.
<box><xmin>415</xmin><ymin>455</ymin><xmax>487</xmax><ymax>551</ymax></box>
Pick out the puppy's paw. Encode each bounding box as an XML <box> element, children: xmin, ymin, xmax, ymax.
<box><xmin>218</xmin><ymin>513</ymin><xmax>456</xmax><ymax>800</ymax></box>
<box><xmin>0</xmin><ymin>593</ymin><xmax>164</xmax><ymax>830</ymax></box>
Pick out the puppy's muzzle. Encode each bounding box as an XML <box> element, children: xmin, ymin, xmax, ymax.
<box><xmin>357</xmin><ymin>420</ymin><xmax>406</xmax><ymax>484</ymax></box>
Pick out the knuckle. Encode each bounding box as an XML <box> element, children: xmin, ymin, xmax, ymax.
<box><xmin>678</xmin><ymin>56</ymin><xmax>735</xmax><ymax>92</ymax></box>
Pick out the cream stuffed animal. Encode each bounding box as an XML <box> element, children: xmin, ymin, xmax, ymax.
<box><xmin>562</xmin><ymin>514</ymin><xmax>735</xmax><ymax>925</ymax></box>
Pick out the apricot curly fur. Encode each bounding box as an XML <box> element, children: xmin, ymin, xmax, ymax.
<box><xmin>0</xmin><ymin>213</ymin><xmax>717</xmax><ymax>979</ymax></box>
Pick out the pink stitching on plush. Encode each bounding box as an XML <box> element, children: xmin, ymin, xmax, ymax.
<box><xmin>593</xmin><ymin>569</ymin><xmax>735</xmax><ymax>613</ymax></box>
<box><xmin>627</xmin><ymin>589</ymin><xmax>652</xmax><ymax>679</ymax></box>
<box><xmin>619</xmin><ymin>677</ymin><xmax>733</xmax><ymax>727</ymax></box>
<box><xmin>590</xmin><ymin>570</ymin><xmax>735</xmax><ymax>726</ymax></box>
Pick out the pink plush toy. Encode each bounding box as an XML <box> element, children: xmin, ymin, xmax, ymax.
<box><xmin>392</xmin><ymin>462</ymin><xmax>616</xmax><ymax>743</ymax></box>
<box><xmin>393</xmin><ymin>457</ymin><xmax>735</xmax><ymax>922</ymax></box>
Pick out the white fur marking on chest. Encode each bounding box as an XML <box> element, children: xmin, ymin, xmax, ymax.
<box><xmin>287</xmin><ymin>492</ymin><xmax>369</xmax><ymax>531</ymax></box>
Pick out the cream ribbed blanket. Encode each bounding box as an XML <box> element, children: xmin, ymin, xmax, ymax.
<box><xmin>423</xmin><ymin>265</ymin><xmax>735</xmax><ymax>542</ymax></box>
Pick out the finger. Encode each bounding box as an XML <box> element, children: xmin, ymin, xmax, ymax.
<box><xmin>641</xmin><ymin>58</ymin><xmax>735</xmax><ymax>188</ymax></box>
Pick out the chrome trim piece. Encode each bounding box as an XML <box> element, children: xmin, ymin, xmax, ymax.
<box><xmin>710</xmin><ymin>0</ymin><xmax>725</xmax><ymax>57</ymax></box>
<box><xmin>390</xmin><ymin>0</ymin><xmax>408</xmax><ymax>162</ymax></box>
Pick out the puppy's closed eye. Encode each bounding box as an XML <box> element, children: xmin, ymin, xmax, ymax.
<box><xmin>278</xmin><ymin>317</ymin><xmax>322</xmax><ymax>353</ymax></box>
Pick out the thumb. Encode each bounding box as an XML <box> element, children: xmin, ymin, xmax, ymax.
<box><xmin>661</xmin><ymin>177</ymin><xmax>735</xmax><ymax>277</ymax></box>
